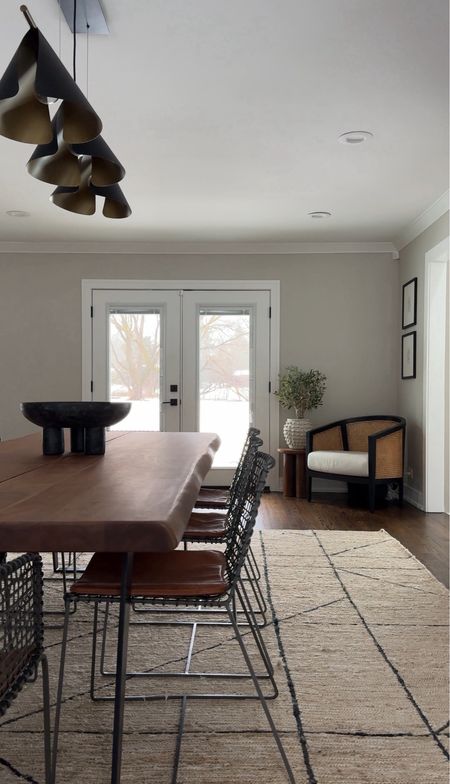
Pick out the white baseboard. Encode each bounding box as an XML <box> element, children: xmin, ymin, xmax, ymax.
<box><xmin>404</xmin><ymin>483</ymin><xmax>425</xmax><ymax>510</ymax></box>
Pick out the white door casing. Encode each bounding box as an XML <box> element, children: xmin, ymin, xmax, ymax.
<box><xmin>82</xmin><ymin>280</ymin><xmax>280</xmax><ymax>489</ymax></box>
<box><xmin>423</xmin><ymin>239</ymin><xmax>449</xmax><ymax>513</ymax></box>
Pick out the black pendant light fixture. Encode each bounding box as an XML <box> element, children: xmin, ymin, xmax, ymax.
<box><xmin>27</xmin><ymin>106</ymin><xmax>125</xmax><ymax>187</ymax></box>
<box><xmin>0</xmin><ymin>7</ymin><xmax>102</xmax><ymax>144</ymax></box>
<box><xmin>0</xmin><ymin>4</ymin><xmax>131</xmax><ymax>219</ymax></box>
<box><xmin>51</xmin><ymin>154</ymin><xmax>95</xmax><ymax>214</ymax></box>
<box><xmin>51</xmin><ymin>162</ymin><xmax>131</xmax><ymax>219</ymax></box>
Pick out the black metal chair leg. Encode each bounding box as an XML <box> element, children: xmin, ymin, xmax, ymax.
<box><xmin>237</xmin><ymin>579</ymin><xmax>276</xmax><ymax>687</ymax></box>
<box><xmin>369</xmin><ymin>482</ymin><xmax>376</xmax><ymax>513</ymax></box>
<box><xmin>307</xmin><ymin>475</ymin><xmax>312</xmax><ymax>502</ymax></box>
<box><xmin>171</xmin><ymin>696</ymin><xmax>187</xmax><ymax>784</ymax></box>
<box><xmin>248</xmin><ymin>544</ymin><xmax>261</xmax><ymax>581</ymax></box>
<box><xmin>243</xmin><ymin>561</ymin><xmax>267</xmax><ymax>622</ymax></box>
<box><xmin>41</xmin><ymin>655</ymin><xmax>52</xmax><ymax>784</ymax></box>
<box><xmin>99</xmin><ymin>601</ymin><xmax>111</xmax><ymax>679</ymax></box>
<box><xmin>111</xmin><ymin>553</ymin><xmax>133</xmax><ymax>784</ymax></box>
<box><xmin>51</xmin><ymin>600</ymin><xmax>72</xmax><ymax>784</ymax></box>
<box><xmin>228</xmin><ymin>590</ymin><xmax>296</xmax><ymax>784</ymax></box>
<box><xmin>90</xmin><ymin>602</ymin><xmax>100</xmax><ymax>700</ymax></box>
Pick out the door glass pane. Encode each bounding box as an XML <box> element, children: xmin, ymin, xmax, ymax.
<box><xmin>109</xmin><ymin>309</ymin><xmax>161</xmax><ymax>430</ymax></box>
<box><xmin>199</xmin><ymin>308</ymin><xmax>251</xmax><ymax>467</ymax></box>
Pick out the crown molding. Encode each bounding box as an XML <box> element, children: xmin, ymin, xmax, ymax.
<box><xmin>0</xmin><ymin>240</ymin><xmax>398</xmax><ymax>257</ymax></box>
<box><xmin>394</xmin><ymin>190</ymin><xmax>449</xmax><ymax>252</ymax></box>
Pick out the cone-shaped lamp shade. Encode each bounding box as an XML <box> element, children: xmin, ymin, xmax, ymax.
<box><xmin>51</xmin><ymin>160</ymin><xmax>131</xmax><ymax>219</ymax></box>
<box><xmin>72</xmin><ymin>136</ymin><xmax>125</xmax><ymax>186</ymax></box>
<box><xmin>27</xmin><ymin>108</ymin><xmax>125</xmax><ymax>187</ymax></box>
<box><xmin>27</xmin><ymin>107</ymin><xmax>80</xmax><ymax>186</ymax></box>
<box><xmin>0</xmin><ymin>27</ymin><xmax>102</xmax><ymax>144</ymax></box>
<box><xmin>51</xmin><ymin>156</ymin><xmax>95</xmax><ymax>215</ymax></box>
<box><xmin>95</xmin><ymin>184</ymin><xmax>132</xmax><ymax>219</ymax></box>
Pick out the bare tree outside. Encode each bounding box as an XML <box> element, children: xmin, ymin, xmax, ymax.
<box><xmin>199</xmin><ymin>311</ymin><xmax>250</xmax><ymax>464</ymax></box>
<box><xmin>199</xmin><ymin>312</ymin><xmax>250</xmax><ymax>401</ymax></box>
<box><xmin>109</xmin><ymin>312</ymin><xmax>160</xmax><ymax>401</ymax></box>
<box><xmin>108</xmin><ymin>309</ymin><xmax>251</xmax><ymax>463</ymax></box>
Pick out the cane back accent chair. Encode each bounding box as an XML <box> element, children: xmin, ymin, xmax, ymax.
<box><xmin>306</xmin><ymin>415</ymin><xmax>406</xmax><ymax>512</ymax></box>
<box><xmin>0</xmin><ymin>553</ymin><xmax>51</xmax><ymax>783</ymax></box>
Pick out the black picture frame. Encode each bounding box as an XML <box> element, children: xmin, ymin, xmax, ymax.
<box><xmin>401</xmin><ymin>331</ymin><xmax>416</xmax><ymax>379</ymax></box>
<box><xmin>402</xmin><ymin>277</ymin><xmax>417</xmax><ymax>328</ymax></box>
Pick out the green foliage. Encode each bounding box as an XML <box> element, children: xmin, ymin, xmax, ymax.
<box><xmin>274</xmin><ymin>366</ymin><xmax>327</xmax><ymax>418</ymax></box>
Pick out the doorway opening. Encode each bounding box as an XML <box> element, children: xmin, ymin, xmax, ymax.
<box><xmin>424</xmin><ymin>239</ymin><xmax>449</xmax><ymax>513</ymax></box>
<box><xmin>82</xmin><ymin>280</ymin><xmax>280</xmax><ymax>488</ymax></box>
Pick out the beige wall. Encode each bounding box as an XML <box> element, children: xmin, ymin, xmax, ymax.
<box><xmin>0</xmin><ymin>251</ymin><xmax>400</xmax><ymax>444</ymax></box>
<box><xmin>398</xmin><ymin>211</ymin><xmax>450</xmax><ymax>506</ymax></box>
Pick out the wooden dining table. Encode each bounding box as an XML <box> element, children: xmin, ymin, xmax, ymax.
<box><xmin>0</xmin><ymin>429</ymin><xmax>221</xmax><ymax>784</ymax></box>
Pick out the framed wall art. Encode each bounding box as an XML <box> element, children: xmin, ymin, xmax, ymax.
<box><xmin>402</xmin><ymin>277</ymin><xmax>417</xmax><ymax>328</ymax></box>
<box><xmin>401</xmin><ymin>331</ymin><xmax>416</xmax><ymax>379</ymax></box>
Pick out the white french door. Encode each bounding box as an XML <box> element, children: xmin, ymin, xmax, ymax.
<box><xmin>91</xmin><ymin>290</ymin><xmax>181</xmax><ymax>432</ymax></box>
<box><xmin>181</xmin><ymin>290</ymin><xmax>270</xmax><ymax>485</ymax></box>
<box><xmin>88</xmin><ymin>284</ymin><xmax>276</xmax><ymax>486</ymax></box>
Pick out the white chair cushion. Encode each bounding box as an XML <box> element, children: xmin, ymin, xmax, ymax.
<box><xmin>307</xmin><ymin>450</ymin><xmax>369</xmax><ymax>477</ymax></box>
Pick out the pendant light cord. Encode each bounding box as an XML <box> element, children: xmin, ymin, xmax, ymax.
<box><xmin>86</xmin><ymin>21</ymin><xmax>90</xmax><ymax>99</ymax></box>
<box><xmin>58</xmin><ymin>0</ymin><xmax>61</xmax><ymax>59</ymax></box>
<box><xmin>72</xmin><ymin>0</ymin><xmax>77</xmax><ymax>82</ymax></box>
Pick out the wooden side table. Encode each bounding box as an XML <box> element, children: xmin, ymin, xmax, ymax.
<box><xmin>277</xmin><ymin>448</ymin><xmax>307</xmax><ymax>498</ymax></box>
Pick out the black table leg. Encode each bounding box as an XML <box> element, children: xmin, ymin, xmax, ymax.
<box><xmin>111</xmin><ymin>552</ymin><xmax>134</xmax><ymax>784</ymax></box>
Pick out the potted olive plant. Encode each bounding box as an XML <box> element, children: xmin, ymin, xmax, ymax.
<box><xmin>275</xmin><ymin>367</ymin><xmax>327</xmax><ymax>448</ymax></box>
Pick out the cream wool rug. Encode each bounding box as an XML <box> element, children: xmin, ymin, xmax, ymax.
<box><xmin>0</xmin><ymin>530</ymin><xmax>448</xmax><ymax>784</ymax></box>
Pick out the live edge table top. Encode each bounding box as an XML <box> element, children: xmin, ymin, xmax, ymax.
<box><xmin>0</xmin><ymin>431</ymin><xmax>220</xmax><ymax>553</ymax></box>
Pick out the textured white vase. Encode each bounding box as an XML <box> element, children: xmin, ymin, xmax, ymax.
<box><xmin>283</xmin><ymin>417</ymin><xmax>312</xmax><ymax>449</ymax></box>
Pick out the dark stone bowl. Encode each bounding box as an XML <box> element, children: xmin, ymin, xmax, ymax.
<box><xmin>21</xmin><ymin>401</ymin><xmax>131</xmax><ymax>429</ymax></box>
<box><xmin>20</xmin><ymin>401</ymin><xmax>131</xmax><ymax>455</ymax></box>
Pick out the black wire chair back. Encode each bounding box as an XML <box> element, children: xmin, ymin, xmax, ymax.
<box><xmin>228</xmin><ymin>426</ymin><xmax>262</xmax><ymax>500</ymax></box>
<box><xmin>0</xmin><ymin>553</ymin><xmax>44</xmax><ymax>715</ymax></box>
<box><xmin>227</xmin><ymin>433</ymin><xmax>263</xmax><ymax>518</ymax></box>
<box><xmin>225</xmin><ymin>450</ymin><xmax>275</xmax><ymax>589</ymax></box>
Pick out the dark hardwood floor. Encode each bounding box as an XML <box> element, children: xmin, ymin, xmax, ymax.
<box><xmin>256</xmin><ymin>493</ymin><xmax>449</xmax><ymax>588</ymax></box>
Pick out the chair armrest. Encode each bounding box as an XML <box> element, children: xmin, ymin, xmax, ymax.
<box><xmin>368</xmin><ymin>424</ymin><xmax>405</xmax><ymax>479</ymax></box>
<box><xmin>306</xmin><ymin>421</ymin><xmax>345</xmax><ymax>454</ymax></box>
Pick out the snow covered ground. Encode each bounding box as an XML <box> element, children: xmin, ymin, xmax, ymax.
<box><xmin>111</xmin><ymin>398</ymin><xmax>249</xmax><ymax>467</ymax></box>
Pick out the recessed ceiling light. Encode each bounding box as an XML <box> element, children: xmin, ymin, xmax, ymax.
<box><xmin>308</xmin><ymin>211</ymin><xmax>332</xmax><ymax>219</ymax></box>
<box><xmin>338</xmin><ymin>130</ymin><xmax>373</xmax><ymax>145</ymax></box>
<box><xmin>6</xmin><ymin>210</ymin><xmax>30</xmax><ymax>218</ymax></box>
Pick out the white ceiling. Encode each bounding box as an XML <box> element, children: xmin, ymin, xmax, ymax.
<box><xmin>0</xmin><ymin>0</ymin><xmax>448</xmax><ymax>244</ymax></box>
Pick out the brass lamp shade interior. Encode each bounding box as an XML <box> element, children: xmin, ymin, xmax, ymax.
<box><xmin>0</xmin><ymin>27</ymin><xmax>102</xmax><ymax>144</ymax></box>
<box><xmin>51</xmin><ymin>156</ymin><xmax>95</xmax><ymax>215</ymax></box>
<box><xmin>27</xmin><ymin>108</ymin><xmax>125</xmax><ymax>187</ymax></box>
<box><xmin>95</xmin><ymin>184</ymin><xmax>132</xmax><ymax>219</ymax></box>
<box><xmin>72</xmin><ymin>136</ymin><xmax>125</xmax><ymax>186</ymax></box>
<box><xmin>51</xmin><ymin>160</ymin><xmax>132</xmax><ymax>219</ymax></box>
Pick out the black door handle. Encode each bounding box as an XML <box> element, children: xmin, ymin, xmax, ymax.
<box><xmin>162</xmin><ymin>399</ymin><xmax>178</xmax><ymax>406</ymax></box>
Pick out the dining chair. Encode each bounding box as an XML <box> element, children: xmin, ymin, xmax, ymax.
<box><xmin>0</xmin><ymin>553</ymin><xmax>52</xmax><ymax>784</ymax></box>
<box><xmin>96</xmin><ymin>437</ymin><xmax>268</xmax><ymax>688</ymax></box>
<box><xmin>189</xmin><ymin>427</ymin><xmax>263</xmax><ymax>580</ymax></box>
<box><xmin>183</xmin><ymin>434</ymin><xmax>267</xmax><ymax>623</ymax></box>
<box><xmin>52</xmin><ymin>451</ymin><xmax>296</xmax><ymax>784</ymax></box>
<box><xmin>194</xmin><ymin>426</ymin><xmax>261</xmax><ymax>509</ymax></box>
<box><xmin>131</xmin><ymin>427</ymin><xmax>266</xmax><ymax>625</ymax></box>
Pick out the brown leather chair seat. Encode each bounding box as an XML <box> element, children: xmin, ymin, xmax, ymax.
<box><xmin>195</xmin><ymin>488</ymin><xmax>229</xmax><ymax>509</ymax></box>
<box><xmin>70</xmin><ymin>551</ymin><xmax>229</xmax><ymax>598</ymax></box>
<box><xmin>185</xmin><ymin>511</ymin><xmax>227</xmax><ymax>539</ymax></box>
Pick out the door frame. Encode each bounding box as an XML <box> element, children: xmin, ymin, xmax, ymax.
<box><xmin>81</xmin><ymin>279</ymin><xmax>280</xmax><ymax>489</ymax></box>
<box><xmin>423</xmin><ymin>240</ymin><xmax>449</xmax><ymax>513</ymax></box>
